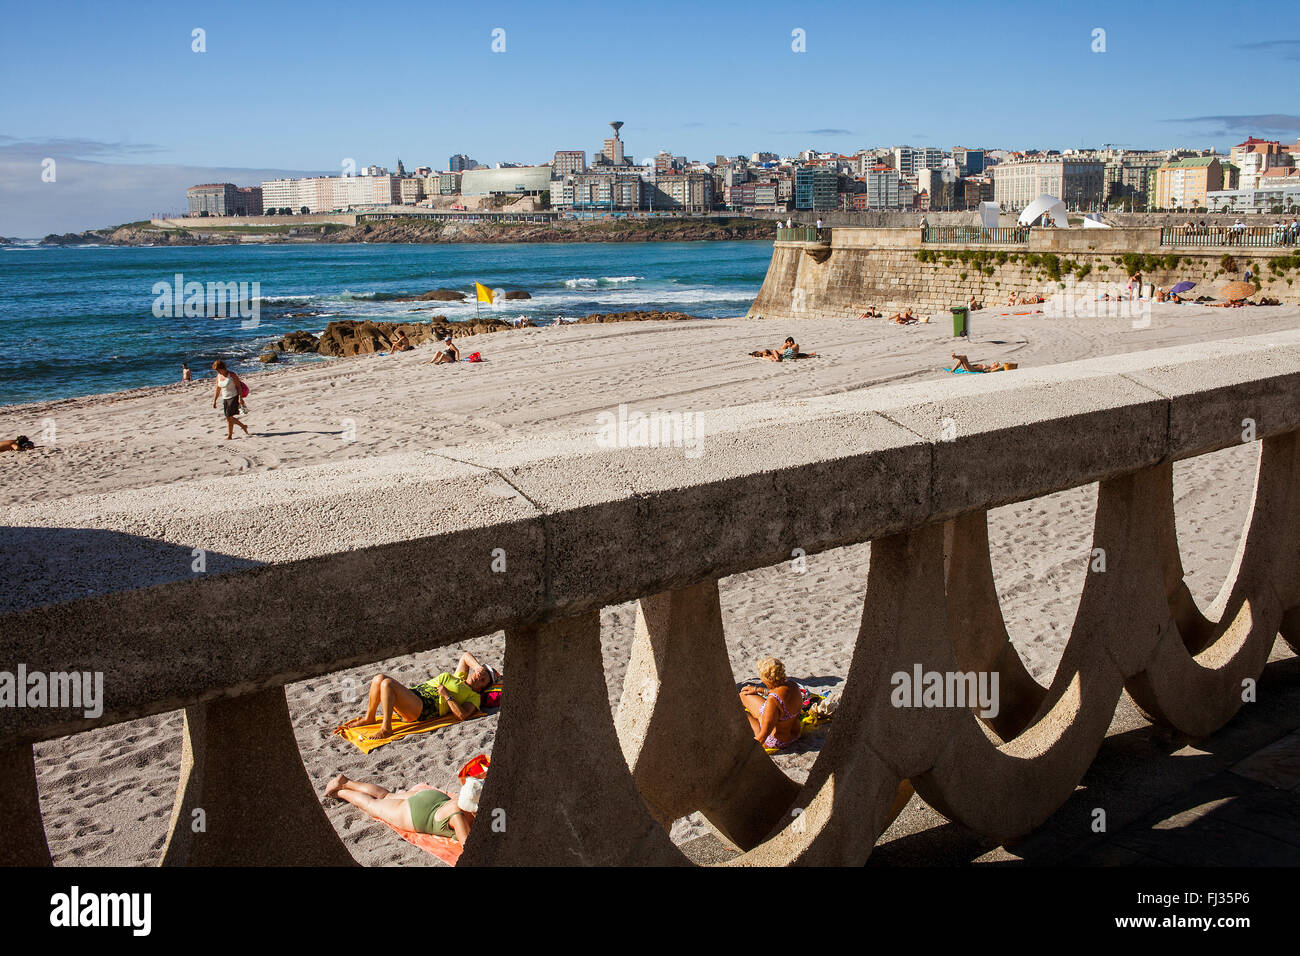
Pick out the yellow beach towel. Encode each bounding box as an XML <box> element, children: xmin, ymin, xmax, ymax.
<box><xmin>333</xmin><ymin>682</ymin><xmax>502</xmax><ymax>753</ymax></box>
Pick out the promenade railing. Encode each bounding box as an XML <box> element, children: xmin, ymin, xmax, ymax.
<box><xmin>4</xmin><ymin>333</ymin><xmax>1300</xmax><ymax>866</ymax></box>
<box><xmin>922</xmin><ymin>225</ymin><xmax>1029</xmax><ymax>244</ymax></box>
<box><xmin>776</xmin><ymin>225</ymin><xmax>827</xmax><ymax>242</ymax></box>
<box><xmin>1160</xmin><ymin>226</ymin><xmax>1299</xmax><ymax>248</ymax></box>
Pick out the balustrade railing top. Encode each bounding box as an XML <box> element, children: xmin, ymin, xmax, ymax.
<box><xmin>4</xmin><ymin>331</ymin><xmax>1300</xmax><ymax>751</ymax></box>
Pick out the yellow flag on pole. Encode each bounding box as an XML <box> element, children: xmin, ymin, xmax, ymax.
<box><xmin>475</xmin><ymin>282</ymin><xmax>495</xmax><ymax>303</ymax></box>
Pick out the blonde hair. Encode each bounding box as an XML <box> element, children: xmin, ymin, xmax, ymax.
<box><xmin>757</xmin><ymin>657</ymin><xmax>786</xmax><ymax>685</ymax></box>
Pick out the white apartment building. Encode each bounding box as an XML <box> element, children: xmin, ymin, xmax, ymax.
<box><xmin>260</xmin><ymin>173</ymin><xmax>399</xmax><ymax>213</ymax></box>
<box><xmin>992</xmin><ymin>158</ymin><xmax>1105</xmax><ymax>209</ymax></box>
<box><xmin>893</xmin><ymin>146</ymin><xmax>944</xmax><ymax>177</ymax></box>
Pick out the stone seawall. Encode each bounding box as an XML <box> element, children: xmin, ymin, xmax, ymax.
<box><xmin>749</xmin><ymin>227</ymin><xmax>1300</xmax><ymax>319</ymax></box>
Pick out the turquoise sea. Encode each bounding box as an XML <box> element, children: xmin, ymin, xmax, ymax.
<box><xmin>0</xmin><ymin>240</ymin><xmax>772</xmax><ymax>406</ymax></box>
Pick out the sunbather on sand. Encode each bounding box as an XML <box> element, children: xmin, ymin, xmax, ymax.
<box><xmin>425</xmin><ymin>337</ymin><xmax>459</xmax><ymax>364</ymax></box>
<box><xmin>388</xmin><ymin>330</ymin><xmax>413</xmax><ymax>353</ymax></box>
<box><xmin>0</xmin><ymin>435</ymin><xmax>35</xmax><ymax>452</ymax></box>
<box><xmin>859</xmin><ymin>306</ymin><xmax>882</xmax><ymax>318</ymax></box>
<box><xmin>739</xmin><ymin>657</ymin><xmax>803</xmax><ymax>751</ymax></box>
<box><xmin>324</xmin><ymin>773</ymin><xmax>482</xmax><ymax>844</ymax></box>
<box><xmin>951</xmin><ymin>353</ymin><xmax>1010</xmax><ymax>373</ymax></box>
<box><xmin>339</xmin><ymin>651</ymin><xmax>501</xmax><ymax>740</ymax></box>
<box><xmin>1207</xmin><ymin>300</ymin><xmax>1246</xmax><ymax>308</ymax></box>
<box><xmin>890</xmin><ymin>308</ymin><xmax>917</xmax><ymax>324</ymax></box>
<box><xmin>752</xmin><ymin>336</ymin><xmax>816</xmax><ymax>361</ymax></box>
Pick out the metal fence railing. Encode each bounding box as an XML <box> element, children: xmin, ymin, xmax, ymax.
<box><xmin>922</xmin><ymin>226</ymin><xmax>1029</xmax><ymax>244</ymax></box>
<box><xmin>776</xmin><ymin>226</ymin><xmax>828</xmax><ymax>242</ymax></box>
<box><xmin>1160</xmin><ymin>226</ymin><xmax>1299</xmax><ymax>248</ymax></box>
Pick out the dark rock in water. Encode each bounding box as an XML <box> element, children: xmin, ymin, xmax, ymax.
<box><xmin>40</xmin><ymin>232</ymin><xmax>104</xmax><ymax>246</ymax></box>
<box><xmin>276</xmin><ymin>330</ymin><xmax>321</xmax><ymax>353</ymax></box>
<box><xmin>259</xmin><ymin>351</ymin><xmax>280</xmax><ymax>364</ymax></box>
<box><xmin>393</xmin><ymin>288</ymin><xmax>466</xmax><ymax>302</ymax></box>
<box><xmin>503</xmin><ymin>290</ymin><xmax>532</xmax><ymax>300</ymax></box>
<box><xmin>575</xmin><ymin>311</ymin><xmax>705</xmax><ymax>324</ymax></box>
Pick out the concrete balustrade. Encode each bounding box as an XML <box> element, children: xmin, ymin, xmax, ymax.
<box><xmin>3</xmin><ymin>332</ymin><xmax>1300</xmax><ymax>865</ymax></box>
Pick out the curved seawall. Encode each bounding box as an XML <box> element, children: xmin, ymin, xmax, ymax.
<box><xmin>749</xmin><ymin>227</ymin><xmax>1300</xmax><ymax>319</ymax></box>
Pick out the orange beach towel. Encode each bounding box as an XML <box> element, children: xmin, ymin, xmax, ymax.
<box><xmin>381</xmin><ymin>786</ymin><xmax>464</xmax><ymax>866</ymax></box>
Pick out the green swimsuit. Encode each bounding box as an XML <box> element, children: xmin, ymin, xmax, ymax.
<box><xmin>406</xmin><ymin>789</ymin><xmax>463</xmax><ymax>838</ymax></box>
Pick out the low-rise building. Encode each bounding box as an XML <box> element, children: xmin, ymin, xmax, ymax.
<box><xmin>1153</xmin><ymin>156</ymin><xmax>1223</xmax><ymax>209</ymax></box>
<box><xmin>1206</xmin><ymin>182</ymin><xmax>1300</xmax><ymax>214</ymax></box>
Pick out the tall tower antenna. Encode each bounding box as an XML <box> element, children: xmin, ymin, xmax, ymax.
<box><xmin>610</xmin><ymin>121</ymin><xmax>624</xmax><ymax>139</ymax></box>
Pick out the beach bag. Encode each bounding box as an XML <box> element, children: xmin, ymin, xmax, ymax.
<box><xmin>238</xmin><ymin>380</ymin><xmax>250</xmax><ymax>398</ymax></box>
<box><xmin>458</xmin><ymin>754</ymin><xmax>491</xmax><ymax>783</ymax></box>
<box><xmin>466</xmin><ymin>352</ymin><xmax>482</xmax><ymax>363</ymax></box>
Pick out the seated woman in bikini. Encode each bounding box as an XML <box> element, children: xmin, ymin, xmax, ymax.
<box><xmin>388</xmin><ymin>329</ymin><xmax>413</xmax><ymax>353</ymax></box>
<box><xmin>324</xmin><ymin>772</ymin><xmax>482</xmax><ymax>844</ymax></box>
<box><xmin>739</xmin><ymin>657</ymin><xmax>802</xmax><ymax>751</ymax></box>
<box><xmin>338</xmin><ymin>651</ymin><xmax>500</xmax><ymax>740</ymax></box>
<box><xmin>425</xmin><ymin>337</ymin><xmax>460</xmax><ymax>364</ymax></box>
<box><xmin>889</xmin><ymin>308</ymin><xmax>917</xmax><ymax>324</ymax></box>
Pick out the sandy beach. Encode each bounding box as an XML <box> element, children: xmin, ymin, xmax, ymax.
<box><xmin>5</xmin><ymin>302</ymin><xmax>1298</xmax><ymax>865</ymax></box>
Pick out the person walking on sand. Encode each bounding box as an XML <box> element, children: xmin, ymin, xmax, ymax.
<box><xmin>182</xmin><ymin>363</ymin><xmax>192</xmax><ymax>384</ymax></box>
<box><xmin>211</xmin><ymin>360</ymin><xmax>249</xmax><ymax>441</ymax></box>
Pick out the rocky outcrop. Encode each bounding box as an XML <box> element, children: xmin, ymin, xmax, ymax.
<box><xmin>276</xmin><ymin>330</ymin><xmax>320</xmax><ymax>353</ymax></box>
<box><xmin>259</xmin><ymin>351</ymin><xmax>280</xmax><ymax>363</ymax></box>
<box><xmin>41</xmin><ymin>232</ymin><xmax>105</xmax><ymax>246</ymax></box>
<box><xmin>503</xmin><ymin>290</ymin><xmax>532</xmax><ymax>300</ymax></box>
<box><xmin>312</xmin><ymin>317</ymin><xmax>517</xmax><ymax>357</ymax></box>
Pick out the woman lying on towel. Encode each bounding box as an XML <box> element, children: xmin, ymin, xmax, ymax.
<box><xmin>325</xmin><ymin>773</ymin><xmax>482</xmax><ymax>844</ymax></box>
<box><xmin>739</xmin><ymin>657</ymin><xmax>803</xmax><ymax>751</ymax></box>
<box><xmin>950</xmin><ymin>353</ymin><xmax>1012</xmax><ymax>373</ymax></box>
<box><xmin>339</xmin><ymin>651</ymin><xmax>501</xmax><ymax>741</ymax></box>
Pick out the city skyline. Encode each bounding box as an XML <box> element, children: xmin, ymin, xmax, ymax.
<box><xmin>2</xmin><ymin>0</ymin><xmax>1299</xmax><ymax>233</ymax></box>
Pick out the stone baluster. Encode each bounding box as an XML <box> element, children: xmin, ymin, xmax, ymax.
<box><xmin>460</xmin><ymin>610</ymin><xmax>686</xmax><ymax>865</ymax></box>
<box><xmin>1129</xmin><ymin>432</ymin><xmax>1300</xmax><ymax>736</ymax></box>
<box><xmin>160</xmin><ymin>687</ymin><xmax>355</xmax><ymax>866</ymax></box>
<box><xmin>0</xmin><ymin>745</ymin><xmax>52</xmax><ymax>866</ymax></box>
<box><xmin>615</xmin><ymin>579</ymin><xmax>799</xmax><ymax>850</ymax></box>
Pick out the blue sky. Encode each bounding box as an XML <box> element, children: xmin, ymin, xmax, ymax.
<box><xmin>2</xmin><ymin>0</ymin><xmax>1298</xmax><ymax>234</ymax></box>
